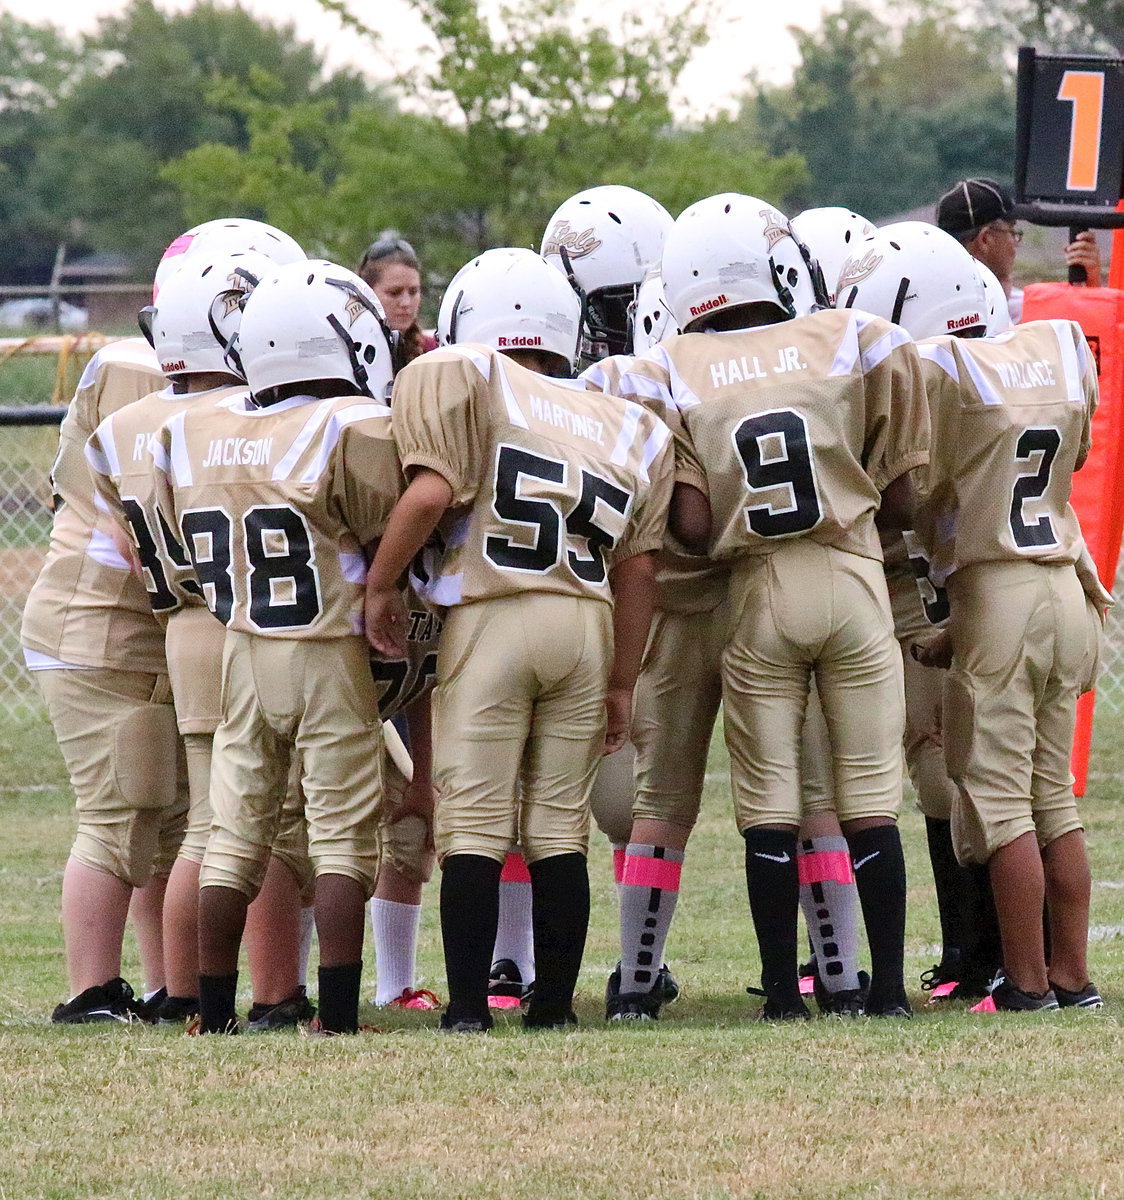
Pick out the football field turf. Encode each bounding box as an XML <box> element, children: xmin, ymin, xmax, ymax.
<box><xmin>2</xmin><ymin>708</ymin><xmax>1123</xmax><ymax>1200</ymax></box>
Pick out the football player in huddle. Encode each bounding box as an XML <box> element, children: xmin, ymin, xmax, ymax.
<box><xmin>152</xmin><ymin>261</ymin><xmax>403</xmax><ymax>1034</ymax></box>
<box><xmin>848</xmin><ymin>223</ymin><xmax>1106</xmax><ymax>1011</ymax></box>
<box><xmin>482</xmin><ymin>186</ymin><xmax>676</xmax><ymax>1010</ymax></box>
<box><xmin>85</xmin><ymin>245</ymin><xmax>316</xmax><ymax>1029</ymax></box>
<box><xmin>26</xmin><ymin>304</ymin><xmax>181</xmax><ymax>1024</ymax></box>
<box><xmin>839</xmin><ymin>224</ymin><xmax>1003</xmax><ymax>1000</ymax></box>
<box><xmin>595</xmin><ymin>203</ymin><xmax>873</xmax><ymax>1020</ymax></box>
<box><xmin>615</xmin><ymin>193</ymin><xmax>929</xmax><ymax>1019</ymax></box>
<box><xmin>365</xmin><ymin>247</ymin><xmax>674</xmax><ymax>1032</ymax></box>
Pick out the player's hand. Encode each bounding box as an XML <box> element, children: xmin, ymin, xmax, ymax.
<box><xmin>1065</xmin><ymin>231</ymin><xmax>1103</xmax><ymax>287</ymax></box>
<box><xmin>389</xmin><ymin>779</ymin><xmax>436</xmax><ymax>852</ymax></box>
<box><xmin>365</xmin><ymin>585</ymin><xmax>409</xmax><ymax>657</ymax></box>
<box><xmin>911</xmin><ymin>629</ymin><xmax>952</xmax><ymax>669</ymax></box>
<box><xmin>603</xmin><ymin>686</ymin><xmax>634</xmax><ymax>756</ymax></box>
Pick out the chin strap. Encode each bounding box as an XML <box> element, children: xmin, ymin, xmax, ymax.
<box><xmin>208</xmin><ymin>266</ymin><xmax>262</xmax><ymax>381</ymax></box>
<box><xmin>323</xmin><ymin>275</ymin><xmax>402</xmax><ymax>396</ymax></box>
<box><xmin>891</xmin><ymin>276</ymin><xmax>911</xmax><ymax>327</ymax></box>
<box><xmin>558</xmin><ymin>245</ymin><xmax>596</xmax><ymax>367</ymax></box>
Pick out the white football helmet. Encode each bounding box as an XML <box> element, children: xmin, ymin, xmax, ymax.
<box><xmin>236</xmin><ymin>260</ymin><xmax>398</xmax><ymax>399</ymax></box>
<box><xmin>437</xmin><ymin>247</ymin><xmax>582</xmax><ymax>373</ymax></box>
<box><xmin>630</xmin><ymin>269</ymin><xmax>678</xmax><ymax>354</ymax></box>
<box><xmin>139</xmin><ymin>250</ymin><xmax>274</xmax><ymax>379</ymax></box>
<box><xmin>976</xmin><ymin>260</ymin><xmax>1012</xmax><ymax>335</ymax></box>
<box><xmin>661</xmin><ymin>193</ymin><xmax>826</xmax><ymax>331</ymax></box>
<box><xmin>837</xmin><ymin>221</ymin><xmax>987</xmax><ymax>339</ymax></box>
<box><xmin>153</xmin><ymin>218</ymin><xmax>306</xmax><ymax>299</ymax></box>
<box><xmin>541</xmin><ymin>185</ymin><xmax>673</xmax><ymax>358</ymax></box>
<box><xmin>790</xmin><ymin>206</ymin><xmax>877</xmax><ymax>307</ymax></box>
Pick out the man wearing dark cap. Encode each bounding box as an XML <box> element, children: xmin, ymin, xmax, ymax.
<box><xmin>936</xmin><ymin>177</ymin><xmax>1102</xmax><ymax>322</ymax></box>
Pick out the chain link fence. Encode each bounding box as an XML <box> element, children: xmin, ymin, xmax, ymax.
<box><xmin>0</xmin><ymin>421</ymin><xmax>62</xmax><ymax>712</ymax></box>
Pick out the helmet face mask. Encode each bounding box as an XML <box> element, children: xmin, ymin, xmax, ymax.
<box><xmin>541</xmin><ymin>185</ymin><xmax>673</xmax><ymax>361</ymax></box>
<box><xmin>438</xmin><ymin>247</ymin><xmax>582</xmax><ymax>375</ymax></box>
<box><xmin>837</xmin><ymin>222</ymin><xmax>987</xmax><ymax>340</ymax></box>
<box><xmin>235</xmin><ymin>261</ymin><xmax>397</xmax><ymax>400</ymax></box>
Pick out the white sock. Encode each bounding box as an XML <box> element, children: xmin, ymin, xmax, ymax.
<box><xmin>297</xmin><ymin>905</ymin><xmax>316</xmax><ymax>989</ymax></box>
<box><xmin>371</xmin><ymin>897</ymin><xmax>421</xmax><ymax>1004</ymax></box>
<box><xmin>493</xmin><ymin>880</ymin><xmax>535</xmax><ymax>982</ymax></box>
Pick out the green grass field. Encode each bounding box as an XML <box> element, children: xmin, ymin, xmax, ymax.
<box><xmin>3</xmin><ymin>709</ymin><xmax>1124</xmax><ymax>1200</ymax></box>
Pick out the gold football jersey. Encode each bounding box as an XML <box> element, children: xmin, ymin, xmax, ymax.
<box><xmin>87</xmin><ymin>385</ymin><xmax>245</xmax><ymax>623</ymax></box>
<box><xmin>917</xmin><ymin>318</ymin><xmax>1096</xmax><ymax>583</ymax></box>
<box><xmin>370</xmin><ymin>587</ymin><xmax>442</xmax><ymax>720</ymax></box>
<box><xmin>21</xmin><ymin>338</ymin><xmax>169</xmax><ymax>670</ymax></box>
<box><xmin>583</xmin><ymin>354</ymin><xmax>729</xmax><ymax>614</ymax></box>
<box><xmin>616</xmin><ymin>308</ymin><xmax>930</xmax><ymax>563</ymax></box>
<box><xmin>392</xmin><ymin>345</ymin><xmax>673</xmax><ymax>608</ymax></box>
<box><xmin>152</xmin><ymin>391</ymin><xmax>403</xmax><ymax>639</ymax></box>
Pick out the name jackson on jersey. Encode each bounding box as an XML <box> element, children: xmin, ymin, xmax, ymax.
<box><xmin>201</xmin><ymin>435</ymin><xmax>274</xmax><ymax>468</ymax></box>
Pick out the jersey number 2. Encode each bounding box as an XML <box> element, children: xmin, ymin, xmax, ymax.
<box><xmin>1009</xmin><ymin>427</ymin><xmax>1061</xmax><ymax>550</ymax></box>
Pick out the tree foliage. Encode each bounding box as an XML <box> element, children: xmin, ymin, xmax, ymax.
<box><xmin>165</xmin><ymin>0</ymin><xmax>806</xmax><ymax>285</ymax></box>
<box><xmin>749</xmin><ymin>2</ymin><xmax>1016</xmax><ymax>221</ymax></box>
<box><xmin>1</xmin><ymin>0</ymin><xmax>1035</xmax><ymax>289</ymax></box>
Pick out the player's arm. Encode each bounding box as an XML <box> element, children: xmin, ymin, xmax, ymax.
<box><xmin>670</xmin><ymin>482</ymin><xmax>711</xmax><ymax>553</ymax></box>
<box><xmin>605</xmin><ymin>549</ymin><xmax>658</xmax><ymax>756</ymax></box>
<box><xmin>365</xmin><ymin>468</ymin><xmax>453</xmax><ymax>657</ymax></box>
<box><xmin>874</xmin><ymin>471</ymin><xmax>916</xmax><ymax>536</ymax></box>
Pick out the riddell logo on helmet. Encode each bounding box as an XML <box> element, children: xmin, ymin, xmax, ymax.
<box><xmin>947</xmin><ymin>313</ymin><xmax>982</xmax><ymax>330</ymax></box>
<box><xmin>497</xmin><ymin>336</ymin><xmax>542</xmax><ymax>347</ymax></box>
<box><xmin>162</xmin><ymin>359</ymin><xmax>187</xmax><ymax>373</ymax></box>
<box><xmin>690</xmin><ymin>295</ymin><xmax>728</xmax><ymax>318</ymax></box>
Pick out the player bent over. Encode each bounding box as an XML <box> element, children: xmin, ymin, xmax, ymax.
<box><xmin>852</xmin><ymin>225</ymin><xmax>1104</xmax><ymax>1011</ymax></box>
<box><xmin>366</xmin><ymin>248</ymin><xmax>673</xmax><ymax>1031</ymax></box>
<box><xmin>153</xmin><ymin>260</ymin><xmax>403</xmax><ymax>1034</ymax></box>
<box><xmin>621</xmin><ymin>194</ymin><xmax>930</xmax><ymax>1019</ymax></box>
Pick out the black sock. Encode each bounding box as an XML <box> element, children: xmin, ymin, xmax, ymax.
<box><xmin>526</xmin><ymin>852</ymin><xmax>589</xmax><ymax>1023</ymax></box>
<box><xmin>198</xmin><ymin>972</ymin><xmax>239</xmax><ymax>1033</ymax></box>
<box><xmin>318</xmin><ymin>963</ymin><xmax>362</xmax><ymax>1034</ymax></box>
<box><xmin>743</xmin><ymin>828</ymin><xmax>800</xmax><ymax>999</ymax></box>
<box><xmin>440</xmin><ymin>853</ymin><xmax>502</xmax><ymax>1024</ymax></box>
<box><xmin>847</xmin><ymin>824</ymin><xmax>907</xmax><ymax>1003</ymax></box>
<box><xmin>925</xmin><ymin>817</ymin><xmax>963</xmax><ymax>962</ymax></box>
<box><xmin>960</xmin><ymin>863</ymin><xmax>1002</xmax><ymax>982</ymax></box>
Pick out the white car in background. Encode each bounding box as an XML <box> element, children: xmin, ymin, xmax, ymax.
<box><xmin>0</xmin><ymin>298</ymin><xmax>89</xmax><ymax>333</ymax></box>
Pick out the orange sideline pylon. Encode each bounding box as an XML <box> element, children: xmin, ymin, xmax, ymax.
<box><xmin>1022</xmin><ymin>273</ymin><xmax>1124</xmax><ymax>794</ymax></box>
